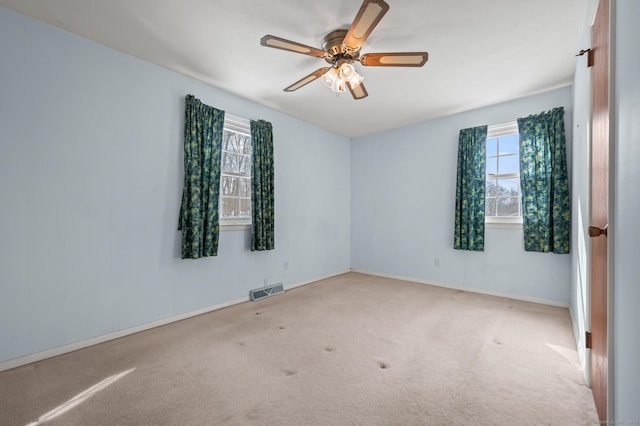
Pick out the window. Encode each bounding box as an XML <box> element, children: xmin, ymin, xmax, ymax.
<box><xmin>486</xmin><ymin>122</ymin><xmax>522</xmax><ymax>225</ymax></box>
<box><xmin>220</xmin><ymin>115</ymin><xmax>252</xmax><ymax>226</ymax></box>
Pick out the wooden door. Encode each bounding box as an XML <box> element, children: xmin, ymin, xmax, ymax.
<box><xmin>590</xmin><ymin>0</ymin><xmax>609</xmax><ymax>421</ymax></box>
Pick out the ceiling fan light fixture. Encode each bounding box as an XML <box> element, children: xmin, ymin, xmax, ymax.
<box><xmin>321</xmin><ymin>67</ymin><xmax>339</xmax><ymax>88</ymax></box>
<box><xmin>339</xmin><ymin>63</ymin><xmax>355</xmax><ymax>77</ymax></box>
<box><xmin>347</xmin><ymin>74</ymin><xmax>364</xmax><ymax>89</ymax></box>
<box><xmin>322</xmin><ymin>63</ymin><xmax>364</xmax><ymax>93</ymax></box>
<box><xmin>339</xmin><ymin>63</ymin><xmax>364</xmax><ymax>89</ymax></box>
<box><xmin>260</xmin><ymin>0</ymin><xmax>428</xmax><ymax>100</ymax></box>
<box><xmin>333</xmin><ymin>79</ymin><xmax>347</xmax><ymax>93</ymax></box>
<box><xmin>321</xmin><ymin>67</ymin><xmax>347</xmax><ymax>93</ymax></box>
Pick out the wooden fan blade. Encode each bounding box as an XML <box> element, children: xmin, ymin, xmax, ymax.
<box><xmin>347</xmin><ymin>81</ymin><xmax>368</xmax><ymax>100</ymax></box>
<box><xmin>284</xmin><ymin>67</ymin><xmax>331</xmax><ymax>92</ymax></box>
<box><xmin>260</xmin><ymin>35</ymin><xmax>326</xmax><ymax>58</ymax></box>
<box><xmin>360</xmin><ymin>52</ymin><xmax>429</xmax><ymax>67</ymax></box>
<box><xmin>342</xmin><ymin>0</ymin><xmax>389</xmax><ymax>51</ymax></box>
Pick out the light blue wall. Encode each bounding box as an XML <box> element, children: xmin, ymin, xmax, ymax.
<box><xmin>351</xmin><ymin>88</ymin><xmax>573</xmax><ymax>304</ymax></box>
<box><xmin>0</xmin><ymin>8</ymin><xmax>351</xmax><ymax>363</ymax></box>
<box><xmin>613</xmin><ymin>0</ymin><xmax>640</xmax><ymax>420</ymax></box>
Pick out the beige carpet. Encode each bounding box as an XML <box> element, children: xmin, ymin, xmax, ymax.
<box><xmin>0</xmin><ymin>273</ymin><xmax>598</xmax><ymax>425</ymax></box>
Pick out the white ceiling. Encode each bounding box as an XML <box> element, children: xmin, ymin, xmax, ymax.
<box><xmin>0</xmin><ymin>0</ymin><xmax>587</xmax><ymax>138</ymax></box>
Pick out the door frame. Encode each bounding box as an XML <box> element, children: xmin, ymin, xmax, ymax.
<box><xmin>605</xmin><ymin>0</ymin><xmax>615</xmax><ymax>418</ymax></box>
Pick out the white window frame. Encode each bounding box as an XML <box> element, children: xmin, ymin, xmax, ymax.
<box><xmin>486</xmin><ymin>121</ymin><xmax>522</xmax><ymax>228</ymax></box>
<box><xmin>220</xmin><ymin>114</ymin><xmax>252</xmax><ymax>230</ymax></box>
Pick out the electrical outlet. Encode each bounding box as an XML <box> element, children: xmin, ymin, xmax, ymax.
<box><xmin>434</xmin><ymin>257</ymin><xmax>441</xmax><ymax>267</ymax></box>
<box><xmin>284</xmin><ymin>261</ymin><xmax>288</xmax><ymax>271</ymax></box>
<box><xmin>264</xmin><ymin>278</ymin><xmax>268</xmax><ymax>286</ymax></box>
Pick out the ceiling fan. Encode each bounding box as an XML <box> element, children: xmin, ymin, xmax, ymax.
<box><xmin>260</xmin><ymin>0</ymin><xmax>428</xmax><ymax>100</ymax></box>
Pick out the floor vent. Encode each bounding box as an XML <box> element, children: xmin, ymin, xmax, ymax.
<box><xmin>250</xmin><ymin>283</ymin><xmax>284</xmax><ymax>301</ymax></box>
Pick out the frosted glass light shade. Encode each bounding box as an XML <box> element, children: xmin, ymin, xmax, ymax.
<box><xmin>322</xmin><ymin>68</ymin><xmax>339</xmax><ymax>88</ymax></box>
<box><xmin>322</xmin><ymin>63</ymin><xmax>363</xmax><ymax>93</ymax></box>
<box><xmin>339</xmin><ymin>63</ymin><xmax>363</xmax><ymax>89</ymax></box>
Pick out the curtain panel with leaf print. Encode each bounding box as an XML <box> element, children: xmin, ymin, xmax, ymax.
<box><xmin>454</xmin><ymin>125</ymin><xmax>487</xmax><ymax>251</ymax></box>
<box><xmin>178</xmin><ymin>95</ymin><xmax>225</xmax><ymax>259</ymax></box>
<box><xmin>517</xmin><ymin>107</ymin><xmax>570</xmax><ymax>254</ymax></box>
<box><xmin>250</xmin><ymin>119</ymin><xmax>275</xmax><ymax>251</ymax></box>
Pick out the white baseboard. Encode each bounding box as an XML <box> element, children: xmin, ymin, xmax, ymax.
<box><xmin>350</xmin><ymin>269</ymin><xmax>570</xmax><ymax>308</ymax></box>
<box><xmin>0</xmin><ymin>270</ymin><xmax>351</xmax><ymax>373</ymax></box>
<box><xmin>0</xmin><ymin>296</ymin><xmax>248</xmax><ymax>373</ymax></box>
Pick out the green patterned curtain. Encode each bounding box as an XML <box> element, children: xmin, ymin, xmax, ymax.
<box><xmin>178</xmin><ymin>95</ymin><xmax>225</xmax><ymax>259</ymax></box>
<box><xmin>250</xmin><ymin>119</ymin><xmax>275</xmax><ymax>251</ymax></box>
<box><xmin>517</xmin><ymin>107</ymin><xmax>570</xmax><ymax>253</ymax></box>
<box><xmin>454</xmin><ymin>125</ymin><xmax>488</xmax><ymax>251</ymax></box>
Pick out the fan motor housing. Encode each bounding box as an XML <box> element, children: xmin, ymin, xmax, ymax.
<box><xmin>323</xmin><ymin>29</ymin><xmax>356</xmax><ymax>63</ymax></box>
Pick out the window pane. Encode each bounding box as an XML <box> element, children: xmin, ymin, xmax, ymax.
<box><xmin>240</xmin><ymin>134</ymin><xmax>251</xmax><ymax>155</ymax></box>
<box><xmin>224</xmin><ymin>131</ymin><xmax>251</xmax><ymax>155</ymax></box>
<box><xmin>239</xmin><ymin>198</ymin><xmax>252</xmax><ymax>218</ymax></box>
<box><xmin>498</xmin><ymin>178</ymin><xmax>520</xmax><ymax>195</ymax></box>
<box><xmin>223</xmin><ymin>131</ymin><xmax>235</xmax><ymax>151</ymax></box>
<box><xmin>486</xmin><ymin>178</ymin><xmax>498</xmax><ymax>197</ymax></box>
<box><xmin>487</xmin><ymin>137</ymin><xmax>497</xmax><ymax>157</ymax></box>
<box><xmin>239</xmin><ymin>177</ymin><xmax>251</xmax><ymax>197</ymax></box>
<box><xmin>231</xmin><ymin>132</ymin><xmax>242</xmax><ymax>153</ymax></box>
<box><xmin>499</xmin><ymin>133</ymin><xmax>519</xmax><ymax>155</ymax></box>
<box><xmin>487</xmin><ymin>156</ymin><xmax>497</xmax><ymax>175</ymax></box>
<box><xmin>222</xmin><ymin>132</ymin><xmax>230</xmax><ymax>151</ymax></box>
<box><xmin>498</xmin><ymin>154</ymin><xmax>519</xmax><ymax>174</ymax></box>
<box><xmin>221</xmin><ymin>176</ymin><xmax>238</xmax><ymax>196</ymax></box>
<box><xmin>222</xmin><ymin>152</ymin><xmax>240</xmax><ymax>174</ymax></box>
<box><xmin>221</xmin><ymin>197</ymin><xmax>239</xmax><ymax>219</ymax></box>
<box><xmin>239</xmin><ymin>154</ymin><xmax>251</xmax><ymax>175</ymax></box>
<box><xmin>497</xmin><ymin>196</ymin><xmax>521</xmax><ymax>216</ymax></box>
<box><xmin>486</xmin><ymin>197</ymin><xmax>497</xmax><ymax>216</ymax></box>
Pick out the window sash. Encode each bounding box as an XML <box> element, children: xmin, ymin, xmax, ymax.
<box><xmin>220</xmin><ymin>115</ymin><xmax>251</xmax><ymax>226</ymax></box>
<box><xmin>486</xmin><ymin>122</ymin><xmax>521</xmax><ymax>223</ymax></box>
